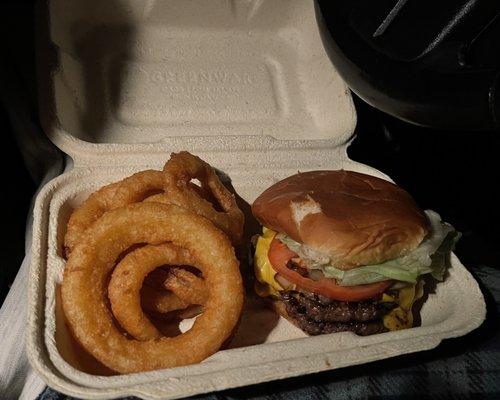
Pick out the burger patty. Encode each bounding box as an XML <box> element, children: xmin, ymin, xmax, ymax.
<box><xmin>281</xmin><ymin>291</ymin><xmax>396</xmax><ymax>336</ymax></box>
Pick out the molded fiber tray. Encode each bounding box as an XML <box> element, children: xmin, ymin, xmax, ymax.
<box><xmin>27</xmin><ymin>0</ymin><xmax>486</xmax><ymax>399</ymax></box>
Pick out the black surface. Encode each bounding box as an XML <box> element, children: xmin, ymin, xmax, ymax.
<box><xmin>0</xmin><ymin>106</ymin><xmax>36</xmax><ymax>305</ymax></box>
<box><xmin>348</xmin><ymin>95</ymin><xmax>500</xmax><ymax>270</ymax></box>
<box><xmin>0</xmin><ymin>0</ymin><xmax>38</xmax><ymax>305</ymax></box>
<box><xmin>316</xmin><ymin>0</ymin><xmax>500</xmax><ymax>130</ymax></box>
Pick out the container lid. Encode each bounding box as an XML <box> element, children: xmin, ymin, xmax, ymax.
<box><xmin>38</xmin><ymin>0</ymin><xmax>356</xmax><ymax>165</ymax></box>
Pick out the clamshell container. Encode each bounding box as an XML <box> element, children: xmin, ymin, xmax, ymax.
<box><xmin>28</xmin><ymin>0</ymin><xmax>486</xmax><ymax>398</ymax></box>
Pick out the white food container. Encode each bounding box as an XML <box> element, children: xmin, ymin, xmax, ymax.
<box><xmin>27</xmin><ymin>0</ymin><xmax>486</xmax><ymax>399</ymax></box>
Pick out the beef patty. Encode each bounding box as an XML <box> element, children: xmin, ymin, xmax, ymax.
<box><xmin>281</xmin><ymin>291</ymin><xmax>396</xmax><ymax>336</ymax></box>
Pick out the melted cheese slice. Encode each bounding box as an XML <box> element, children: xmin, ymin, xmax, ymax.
<box><xmin>253</xmin><ymin>228</ymin><xmax>423</xmax><ymax>331</ymax></box>
<box><xmin>254</xmin><ymin>228</ymin><xmax>281</xmax><ymax>297</ymax></box>
<box><xmin>381</xmin><ymin>280</ymin><xmax>424</xmax><ymax>331</ymax></box>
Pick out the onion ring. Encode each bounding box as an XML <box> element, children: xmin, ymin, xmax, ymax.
<box><xmin>64</xmin><ymin>170</ymin><xmax>165</xmax><ymax>256</ymax></box>
<box><xmin>145</xmin><ymin>183</ymin><xmax>214</xmax><ymax>205</ymax></box>
<box><xmin>61</xmin><ymin>202</ymin><xmax>243</xmax><ymax>373</ymax></box>
<box><xmin>110</xmin><ymin>170</ymin><xmax>165</xmax><ymax>207</ymax></box>
<box><xmin>63</xmin><ymin>181</ymin><xmax>121</xmax><ymax>256</ymax></box>
<box><xmin>141</xmin><ymin>269</ymin><xmax>191</xmax><ymax>314</ymax></box>
<box><xmin>141</xmin><ymin>282</ymin><xmax>205</xmax><ymax>322</ymax></box>
<box><xmin>163</xmin><ymin>151</ymin><xmax>244</xmax><ymax>244</ymax></box>
<box><xmin>143</xmin><ymin>267</ymin><xmax>172</xmax><ymax>291</ymax></box>
<box><xmin>141</xmin><ymin>286</ymin><xmax>188</xmax><ymax>314</ymax></box>
<box><xmin>141</xmin><ymin>264</ymin><xmax>208</xmax><ymax>319</ymax></box>
<box><xmin>163</xmin><ymin>267</ymin><xmax>208</xmax><ymax>306</ymax></box>
<box><xmin>65</xmin><ymin>153</ymin><xmax>244</xmax><ymax>256</ymax></box>
<box><xmin>108</xmin><ymin>243</ymin><xmax>207</xmax><ymax>341</ymax></box>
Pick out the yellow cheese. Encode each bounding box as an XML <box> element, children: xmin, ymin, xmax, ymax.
<box><xmin>253</xmin><ymin>227</ymin><xmax>282</xmax><ymax>297</ymax></box>
<box><xmin>382</xmin><ymin>280</ymin><xmax>424</xmax><ymax>331</ymax></box>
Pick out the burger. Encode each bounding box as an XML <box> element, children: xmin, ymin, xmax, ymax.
<box><xmin>251</xmin><ymin>170</ymin><xmax>459</xmax><ymax>336</ymax></box>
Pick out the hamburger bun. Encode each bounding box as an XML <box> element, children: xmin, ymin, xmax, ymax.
<box><xmin>252</xmin><ymin>170</ymin><xmax>429</xmax><ymax>270</ymax></box>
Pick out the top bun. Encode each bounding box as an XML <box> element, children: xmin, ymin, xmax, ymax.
<box><xmin>252</xmin><ymin>170</ymin><xmax>429</xmax><ymax>270</ymax></box>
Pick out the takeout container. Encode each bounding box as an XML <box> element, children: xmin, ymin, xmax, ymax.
<box><xmin>28</xmin><ymin>0</ymin><xmax>486</xmax><ymax>398</ymax></box>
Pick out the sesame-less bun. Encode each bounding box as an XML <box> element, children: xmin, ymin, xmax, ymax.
<box><xmin>252</xmin><ymin>170</ymin><xmax>429</xmax><ymax>270</ymax></box>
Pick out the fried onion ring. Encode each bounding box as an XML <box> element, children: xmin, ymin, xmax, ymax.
<box><xmin>141</xmin><ymin>269</ymin><xmax>191</xmax><ymax>314</ymax></box>
<box><xmin>110</xmin><ymin>170</ymin><xmax>165</xmax><ymax>207</ymax></box>
<box><xmin>163</xmin><ymin>267</ymin><xmax>208</xmax><ymax>306</ymax></box>
<box><xmin>141</xmin><ymin>286</ymin><xmax>188</xmax><ymax>314</ymax></box>
<box><xmin>65</xmin><ymin>153</ymin><xmax>244</xmax><ymax>257</ymax></box>
<box><xmin>62</xmin><ymin>203</ymin><xmax>243</xmax><ymax>373</ymax></box>
<box><xmin>163</xmin><ymin>152</ymin><xmax>244</xmax><ymax>244</ymax></box>
<box><xmin>140</xmin><ymin>263</ymin><xmax>208</xmax><ymax>319</ymax></box>
<box><xmin>144</xmin><ymin>183</ymin><xmax>214</xmax><ymax>205</ymax></box>
<box><xmin>64</xmin><ymin>170</ymin><xmax>165</xmax><ymax>256</ymax></box>
<box><xmin>63</xmin><ymin>181</ymin><xmax>121</xmax><ymax>256</ymax></box>
<box><xmin>108</xmin><ymin>243</ymin><xmax>207</xmax><ymax>341</ymax></box>
<box><xmin>141</xmin><ymin>287</ymin><xmax>205</xmax><ymax>322</ymax></box>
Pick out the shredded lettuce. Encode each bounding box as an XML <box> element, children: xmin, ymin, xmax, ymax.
<box><xmin>278</xmin><ymin>210</ymin><xmax>459</xmax><ymax>286</ymax></box>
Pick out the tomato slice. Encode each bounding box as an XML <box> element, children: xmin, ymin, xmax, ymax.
<box><xmin>268</xmin><ymin>237</ymin><xmax>392</xmax><ymax>301</ymax></box>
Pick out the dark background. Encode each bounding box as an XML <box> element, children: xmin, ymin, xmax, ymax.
<box><xmin>0</xmin><ymin>106</ymin><xmax>36</xmax><ymax>303</ymax></box>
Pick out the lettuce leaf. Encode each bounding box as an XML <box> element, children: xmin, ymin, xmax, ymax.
<box><xmin>279</xmin><ymin>210</ymin><xmax>459</xmax><ymax>286</ymax></box>
<box><xmin>429</xmin><ymin>229</ymin><xmax>461</xmax><ymax>281</ymax></box>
